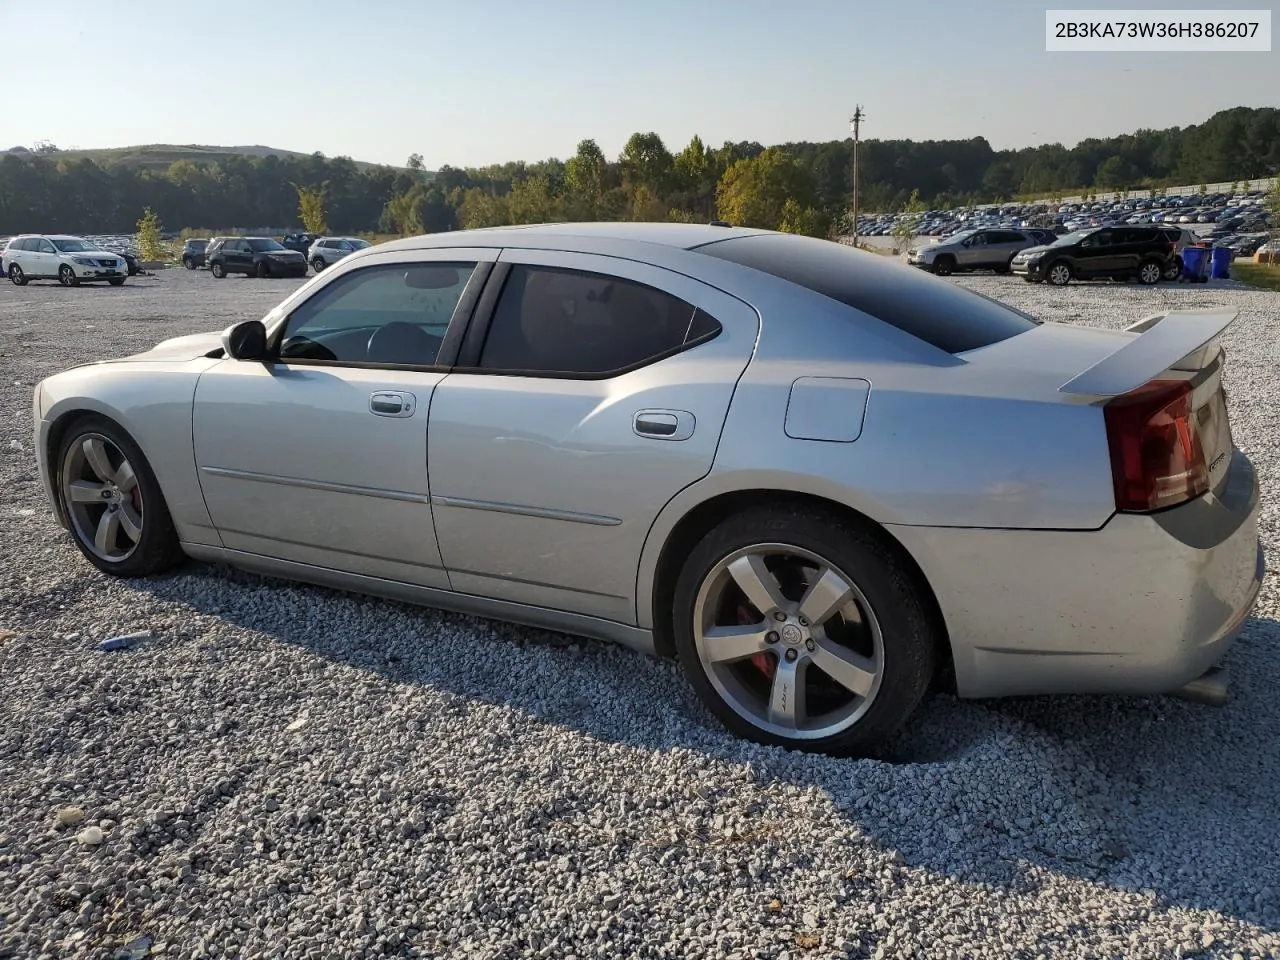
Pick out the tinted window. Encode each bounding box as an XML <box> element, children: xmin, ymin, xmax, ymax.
<box><xmin>478</xmin><ymin>265</ymin><xmax>721</xmax><ymax>376</ymax></box>
<box><xmin>280</xmin><ymin>262</ymin><xmax>476</xmax><ymax>366</ymax></box>
<box><xmin>695</xmin><ymin>233</ymin><xmax>1037</xmax><ymax>355</ymax></box>
<box><xmin>248</xmin><ymin>238</ymin><xmax>285</xmax><ymax>252</ymax></box>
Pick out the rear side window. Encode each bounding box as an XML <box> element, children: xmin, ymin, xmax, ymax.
<box><xmin>479</xmin><ymin>265</ymin><xmax>721</xmax><ymax>376</ymax></box>
<box><xmin>695</xmin><ymin>233</ymin><xmax>1037</xmax><ymax>355</ymax></box>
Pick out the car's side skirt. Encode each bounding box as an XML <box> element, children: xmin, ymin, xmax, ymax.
<box><xmin>180</xmin><ymin>543</ymin><xmax>659</xmax><ymax>657</ymax></box>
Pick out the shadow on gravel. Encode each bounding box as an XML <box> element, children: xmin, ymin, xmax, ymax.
<box><xmin>134</xmin><ymin>562</ymin><xmax>1280</xmax><ymax>935</ymax></box>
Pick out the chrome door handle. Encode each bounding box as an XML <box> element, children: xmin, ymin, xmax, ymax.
<box><xmin>633</xmin><ymin>409</ymin><xmax>695</xmax><ymax>441</ymax></box>
<box><xmin>369</xmin><ymin>391</ymin><xmax>417</xmax><ymax>418</ymax></box>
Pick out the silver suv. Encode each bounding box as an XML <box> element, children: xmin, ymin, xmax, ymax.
<box><xmin>307</xmin><ymin>236</ymin><xmax>371</xmax><ymax>272</ymax></box>
<box><xmin>908</xmin><ymin>228</ymin><xmax>1039</xmax><ymax>276</ymax></box>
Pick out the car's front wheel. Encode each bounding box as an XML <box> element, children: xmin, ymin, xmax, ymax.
<box><xmin>210</xmin><ymin>261</ymin><xmax>226</xmax><ymax>279</ymax></box>
<box><xmin>108</xmin><ymin>278</ymin><xmax>125</xmax><ymax>286</ymax></box>
<box><xmin>256</xmin><ymin>260</ymin><xmax>270</xmax><ymax>279</ymax></box>
<box><xmin>672</xmin><ymin>506</ymin><xmax>936</xmax><ymax>756</ymax></box>
<box><xmin>58</xmin><ymin>265</ymin><xmax>79</xmax><ymax>287</ymax></box>
<box><xmin>1046</xmin><ymin>260</ymin><xmax>1073</xmax><ymax>285</ymax></box>
<box><xmin>311</xmin><ymin>257</ymin><xmax>326</xmax><ymax>272</ymax></box>
<box><xmin>8</xmin><ymin>264</ymin><xmax>26</xmax><ymax>285</ymax></box>
<box><xmin>931</xmin><ymin>255</ymin><xmax>955</xmax><ymax>277</ymax></box>
<box><xmin>1163</xmin><ymin>256</ymin><xmax>1182</xmax><ymax>281</ymax></box>
<box><xmin>183</xmin><ymin>256</ymin><xmax>195</xmax><ymax>270</ymax></box>
<box><xmin>55</xmin><ymin>416</ymin><xmax>185</xmax><ymax>577</ymax></box>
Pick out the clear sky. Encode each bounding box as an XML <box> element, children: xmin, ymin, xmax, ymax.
<box><xmin>5</xmin><ymin>0</ymin><xmax>1276</xmax><ymax>168</ymax></box>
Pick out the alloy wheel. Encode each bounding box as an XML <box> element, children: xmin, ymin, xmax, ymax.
<box><xmin>692</xmin><ymin>543</ymin><xmax>884</xmax><ymax>740</ymax></box>
<box><xmin>1139</xmin><ymin>261</ymin><xmax>1162</xmax><ymax>284</ymax></box>
<box><xmin>1048</xmin><ymin>263</ymin><xmax>1071</xmax><ymax>285</ymax></box>
<box><xmin>61</xmin><ymin>434</ymin><xmax>144</xmax><ymax>563</ymax></box>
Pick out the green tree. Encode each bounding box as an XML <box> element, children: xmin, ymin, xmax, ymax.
<box><xmin>619</xmin><ymin>132</ymin><xmax>673</xmax><ymax>195</ymax></box>
<box><xmin>135</xmin><ymin>207</ymin><xmax>167</xmax><ymax>261</ymax></box>
<box><xmin>563</xmin><ymin>139</ymin><xmax>608</xmax><ymax>217</ymax></box>
<box><xmin>889</xmin><ymin>189</ymin><xmax>925</xmax><ymax>254</ymax></box>
<box><xmin>715</xmin><ymin>148</ymin><xmax>816</xmax><ymax>230</ymax></box>
<box><xmin>778</xmin><ymin>198</ymin><xmax>831</xmax><ymax>239</ymax></box>
<box><xmin>406</xmin><ymin>153</ymin><xmax>424</xmax><ymax>171</ymax></box>
<box><xmin>294</xmin><ymin>183</ymin><xmax>327</xmax><ymax>234</ymax></box>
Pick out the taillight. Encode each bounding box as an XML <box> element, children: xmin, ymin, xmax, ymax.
<box><xmin>1103</xmin><ymin>379</ymin><xmax>1208</xmax><ymax>512</ymax></box>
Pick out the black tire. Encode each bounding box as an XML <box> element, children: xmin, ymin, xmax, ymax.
<box><xmin>59</xmin><ymin>265</ymin><xmax>79</xmax><ymax>287</ymax></box>
<box><xmin>255</xmin><ymin>260</ymin><xmax>269</xmax><ymax>279</ymax></box>
<box><xmin>8</xmin><ymin>264</ymin><xmax>26</xmax><ymax>286</ymax></box>
<box><xmin>210</xmin><ymin>261</ymin><xmax>226</xmax><ymax>279</ymax></box>
<box><xmin>183</xmin><ymin>256</ymin><xmax>195</xmax><ymax>270</ymax></box>
<box><xmin>1163</xmin><ymin>256</ymin><xmax>1182</xmax><ymax>281</ymax></box>
<box><xmin>931</xmin><ymin>255</ymin><xmax>955</xmax><ymax>277</ymax></box>
<box><xmin>1137</xmin><ymin>258</ymin><xmax>1163</xmax><ymax>285</ymax></box>
<box><xmin>311</xmin><ymin>257</ymin><xmax>326</xmax><ymax>273</ymax></box>
<box><xmin>108</xmin><ymin>278</ymin><xmax>125</xmax><ymax>286</ymax></box>
<box><xmin>1022</xmin><ymin>275</ymin><xmax>1036</xmax><ymax>283</ymax></box>
<box><xmin>1046</xmin><ymin>260</ymin><xmax>1073</xmax><ymax>286</ymax></box>
<box><xmin>993</xmin><ymin>259</ymin><xmax>1012</xmax><ymax>275</ymax></box>
<box><xmin>55</xmin><ymin>415</ymin><xmax>185</xmax><ymax>578</ymax></box>
<box><xmin>672</xmin><ymin>505</ymin><xmax>937</xmax><ymax>756</ymax></box>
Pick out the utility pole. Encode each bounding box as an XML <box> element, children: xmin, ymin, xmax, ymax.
<box><xmin>849</xmin><ymin>106</ymin><xmax>864</xmax><ymax>247</ymax></box>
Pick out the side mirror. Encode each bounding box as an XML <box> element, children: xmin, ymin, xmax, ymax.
<box><xmin>222</xmin><ymin>320</ymin><xmax>268</xmax><ymax>361</ymax></box>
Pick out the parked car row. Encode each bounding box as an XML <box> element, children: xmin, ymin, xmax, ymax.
<box><xmin>859</xmin><ymin>186</ymin><xmax>1273</xmax><ymax>242</ymax></box>
<box><xmin>182</xmin><ymin>233</ymin><xmax>372</xmax><ymax>278</ymax></box>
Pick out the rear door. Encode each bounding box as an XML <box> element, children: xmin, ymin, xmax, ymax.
<box><xmin>426</xmin><ymin>249</ymin><xmax>760</xmax><ymax>624</ymax></box>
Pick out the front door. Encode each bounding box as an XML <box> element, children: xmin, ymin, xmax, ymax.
<box><xmin>427</xmin><ymin>248</ymin><xmax>760</xmax><ymax>624</ymax></box>
<box><xmin>956</xmin><ymin>232</ymin><xmax>988</xmax><ymax>268</ymax></box>
<box><xmin>1076</xmin><ymin>229</ymin><xmax>1121</xmax><ymax>277</ymax></box>
<box><xmin>192</xmin><ymin>250</ymin><xmax>494</xmax><ymax>588</ymax></box>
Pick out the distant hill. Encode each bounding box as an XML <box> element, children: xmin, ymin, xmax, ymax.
<box><xmin>0</xmin><ymin>143</ymin><xmax>416</xmax><ymax>173</ymax></box>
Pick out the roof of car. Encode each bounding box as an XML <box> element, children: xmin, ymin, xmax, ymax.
<box><xmin>377</xmin><ymin>221</ymin><xmax>768</xmax><ymax>253</ymax></box>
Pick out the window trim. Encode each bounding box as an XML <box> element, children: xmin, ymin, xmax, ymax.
<box><xmin>451</xmin><ymin>259</ymin><xmax>724</xmax><ymax>382</ymax></box>
<box><xmin>263</xmin><ymin>259</ymin><xmax>492</xmax><ymax>373</ymax></box>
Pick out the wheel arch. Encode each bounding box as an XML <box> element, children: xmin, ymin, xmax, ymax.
<box><xmin>640</xmin><ymin>485</ymin><xmax>955</xmax><ymax>691</ymax></box>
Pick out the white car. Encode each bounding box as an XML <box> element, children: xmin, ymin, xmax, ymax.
<box><xmin>307</xmin><ymin>236</ymin><xmax>371</xmax><ymax>272</ymax></box>
<box><xmin>5</xmin><ymin>234</ymin><xmax>130</xmax><ymax>287</ymax></box>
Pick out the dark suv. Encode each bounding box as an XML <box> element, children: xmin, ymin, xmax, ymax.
<box><xmin>207</xmin><ymin>236</ymin><xmax>309</xmax><ymax>279</ymax></box>
<box><xmin>181</xmin><ymin>238</ymin><xmax>210</xmax><ymax>270</ymax></box>
<box><xmin>1011</xmin><ymin>226</ymin><xmax>1174</xmax><ymax>286</ymax></box>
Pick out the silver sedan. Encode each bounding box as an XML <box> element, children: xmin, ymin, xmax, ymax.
<box><xmin>31</xmin><ymin>223</ymin><xmax>1265</xmax><ymax>755</ymax></box>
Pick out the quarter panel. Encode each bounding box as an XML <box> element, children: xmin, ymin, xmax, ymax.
<box><xmin>39</xmin><ymin>360</ymin><xmax>222</xmax><ymax>545</ymax></box>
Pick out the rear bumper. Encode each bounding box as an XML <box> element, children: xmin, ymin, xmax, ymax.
<box><xmin>889</xmin><ymin>449</ymin><xmax>1264</xmax><ymax>700</ymax></box>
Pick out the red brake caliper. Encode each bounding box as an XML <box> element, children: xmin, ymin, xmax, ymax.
<box><xmin>741</xmin><ymin>602</ymin><xmax>776</xmax><ymax>679</ymax></box>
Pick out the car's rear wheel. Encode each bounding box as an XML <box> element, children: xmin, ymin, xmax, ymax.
<box><xmin>931</xmin><ymin>255</ymin><xmax>955</xmax><ymax>276</ymax></box>
<box><xmin>672</xmin><ymin>506</ymin><xmax>936</xmax><ymax>756</ymax></box>
<box><xmin>993</xmin><ymin>259</ymin><xmax>1012</xmax><ymax>275</ymax></box>
<box><xmin>210</xmin><ymin>261</ymin><xmax>226</xmax><ymax>279</ymax></box>
<box><xmin>311</xmin><ymin>257</ymin><xmax>326</xmax><ymax>272</ymax></box>
<box><xmin>1163</xmin><ymin>256</ymin><xmax>1182</xmax><ymax>281</ymax></box>
<box><xmin>58</xmin><ymin>265</ymin><xmax>79</xmax><ymax>287</ymax></box>
<box><xmin>1046</xmin><ymin>260</ymin><xmax>1073</xmax><ymax>285</ymax></box>
<box><xmin>8</xmin><ymin>264</ymin><xmax>26</xmax><ymax>285</ymax></box>
<box><xmin>108</xmin><ymin>278</ymin><xmax>125</xmax><ymax>286</ymax></box>
<box><xmin>183</xmin><ymin>256</ymin><xmax>195</xmax><ymax>270</ymax></box>
<box><xmin>1138</xmin><ymin>259</ymin><xmax>1163</xmax><ymax>285</ymax></box>
<box><xmin>56</xmin><ymin>417</ymin><xmax>184</xmax><ymax>578</ymax></box>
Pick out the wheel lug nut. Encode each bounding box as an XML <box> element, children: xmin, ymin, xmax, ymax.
<box><xmin>784</xmin><ymin>648</ymin><xmax>798</xmax><ymax>662</ymax></box>
<box><xmin>765</xmin><ymin>631</ymin><xmax>778</xmax><ymax>644</ymax></box>
<box><xmin>805</xmin><ymin>638</ymin><xmax>816</xmax><ymax>652</ymax></box>
<box><xmin>798</xmin><ymin>616</ymin><xmax>808</xmax><ymax>627</ymax></box>
<box><xmin>773</xmin><ymin>611</ymin><xmax>786</xmax><ymax>622</ymax></box>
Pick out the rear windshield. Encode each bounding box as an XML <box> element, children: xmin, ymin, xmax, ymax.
<box><xmin>695</xmin><ymin>233</ymin><xmax>1038</xmax><ymax>354</ymax></box>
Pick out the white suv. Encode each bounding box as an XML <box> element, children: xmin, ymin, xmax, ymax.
<box><xmin>307</xmin><ymin>236</ymin><xmax>371</xmax><ymax>272</ymax></box>
<box><xmin>5</xmin><ymin>234</ymin><xmax>130</xmax><ymax>286</ymax></box>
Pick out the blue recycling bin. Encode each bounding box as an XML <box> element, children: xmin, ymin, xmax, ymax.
<box><xmin>1210</xmin><ymin>245</ymin><xmax>1232</xmax><ymax>280</ymax></box>
<box><xmin>1181</xmin><ymin>245</ymin><xmax>1210</xmax><ymax>283</ymax></box>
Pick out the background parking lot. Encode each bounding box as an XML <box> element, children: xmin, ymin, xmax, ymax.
<box><xmin>1</xmin><ymin>269</ymin><xmax>1277</xmax><ymax>959</ymax></box>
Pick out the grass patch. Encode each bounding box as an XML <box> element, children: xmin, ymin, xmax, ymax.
<box><xmin>1232</xmin><ymin>261</ymin><xmax>1280</xmax><ymax>291</ymax></box>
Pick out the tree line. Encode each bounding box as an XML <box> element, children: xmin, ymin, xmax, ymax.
<box><xmin>0</xmin><ymin>106</ymin><xmax>1275</xmax><ymax>238</ymax></box>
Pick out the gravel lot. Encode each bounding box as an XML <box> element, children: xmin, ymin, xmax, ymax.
<box><xmin>1</xmin><ymin>266</ymin><xmax>1277</xmax><ymax>960</ymax></box>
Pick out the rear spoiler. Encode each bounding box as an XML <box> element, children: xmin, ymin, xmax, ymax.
<box><xmin>1058</xmin><ymin>308</ymin><xmax>1238</xmax><ymax>397</ymax></box>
